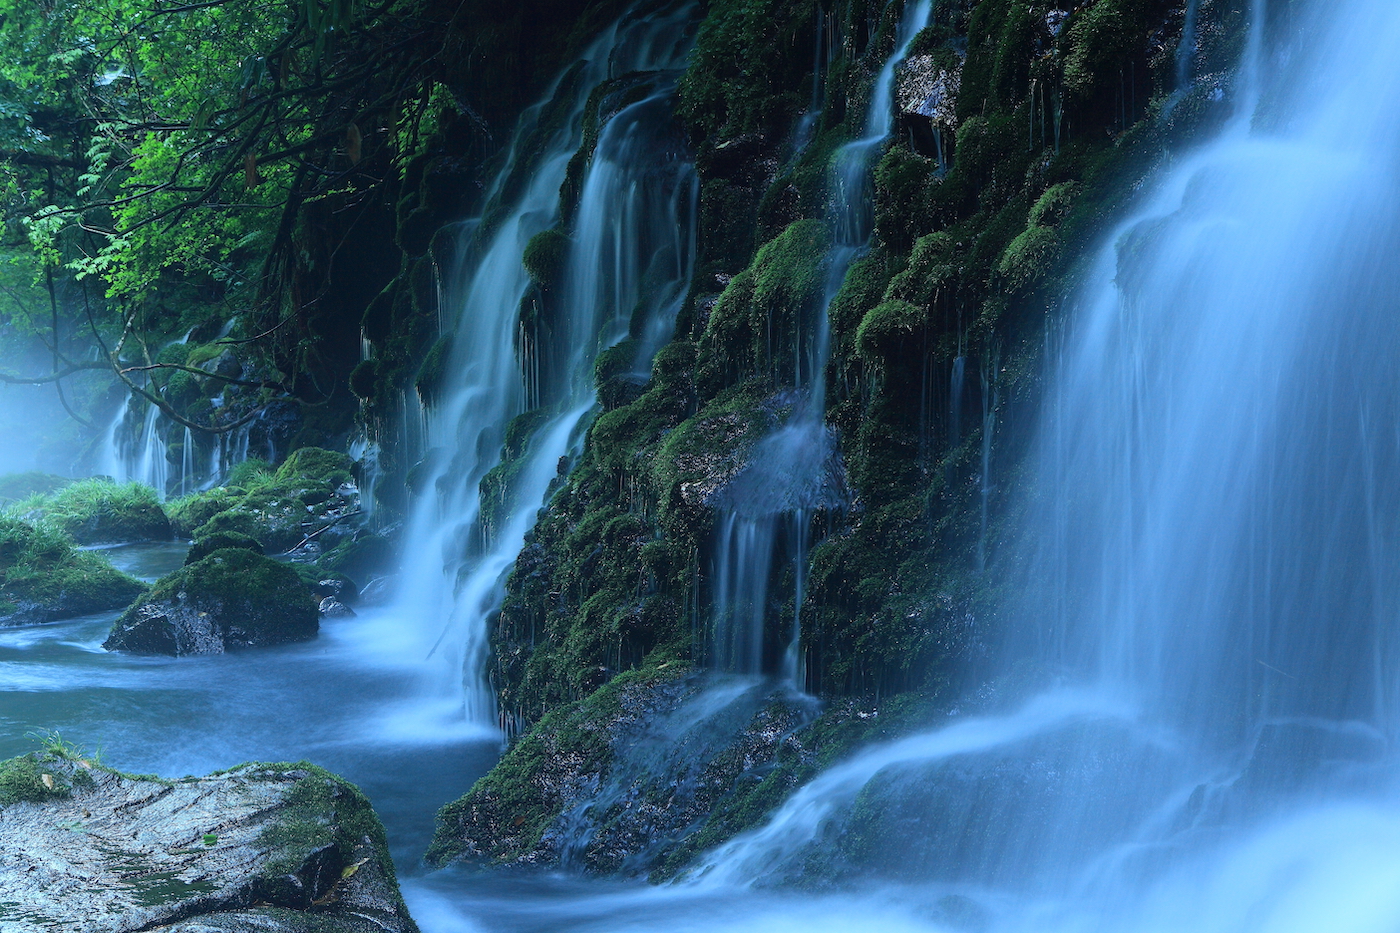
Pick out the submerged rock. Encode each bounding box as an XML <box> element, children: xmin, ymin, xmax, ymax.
<box><xmin>103</xmin><ymin>548</ymin><xmax>318</xmax><ymax>655</ymax></box>
<box><xmin>0</xmin><ymin>753</ymin><xmax>418</xmax><ymax>932</ymax></box>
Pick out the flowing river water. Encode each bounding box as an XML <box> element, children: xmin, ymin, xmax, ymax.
<box><xmin>11</xmin><ymin>0</ymin><xmax>1400</xmax><ymax>930</ymax></box>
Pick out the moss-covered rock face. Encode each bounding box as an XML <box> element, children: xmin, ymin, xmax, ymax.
<box><xmin>0</xmin><ymin>516</ymin><xmax>145</xmax><ymax>627</ymax></box>
<box><xmin>0</xmin><ymin>752</ymin><xmax>417</xmax><ymax>932</ymax></box>
<box><xmin>103</xmin><ymin>548</ymin><xmax>319</xmax><ymax>655</ymax></box>
<box><xmin>12</xmin><ymin>479</ymin><xmax>171</xmax><ymax>544</ymax></box>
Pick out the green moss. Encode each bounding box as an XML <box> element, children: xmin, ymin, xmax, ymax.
<box><xmin>12</xmin><ymin>479</ymin><xmax>171</xmax><ymax>544</ymax></box>
<box><xmin>0</xmin><ymin>515</ymin><xmax>145</xmax><ymax>623</ymax></box>
<box><xmin>414</xmin><ymin>334</ymin><xmax>452</xmax><ymax>407</ymax></box>
<box><xmin>350</xmin><ymin>359</ymin><xmax>379</xmax><ymax>400</ymax></box>
<box><xmin>522</xmin><ymin>228</ymin><xmax>571</xmax><ymax>290</ymax></box>
<box><xmin>997</xmin><ymin>225</ymin><xmax>1060</xmax><ymax>291</ymax></box>
<box><xmin>427</xmin><ymin>661</ymin><xmax>687</xmax><ymax>868</ymax></box>
<box><xmin>0</xmin><ymin>473</ymin><xmax>74</xmax><ymax>505</ymax></box>
<box><xmin>700</xmin><ymin>219</ymin><xmax>829</xmax><ymax>389</ymax></box>
<box><xmin>166</xmin><ymin>487</ymin><xmax>244</xmax><ymax>537</ymax></box>
<box><xmin>274</xmin><ymin>447</ymin><xmax>354</xmax><ymax>490</ymax></box>
<box><xmin>0</xmin><ymin>753</ymin><xmax>71</xmax><ymax>806</ymax></box>
<box><xmin>146</xmin><ymin>548</ymin><xmax>312</xmax><ymax>608</ymax></box>
<box><xmin>1028</xmin><ymin>182</ymin><xmax>1080</xmax><ymax>228</ymax></box>
<box><xmin>856</xmin><ymin>300</ymin><xmax>926</xmax><ymax>371</ymax></box>
<box><xmin>185</xmin><ymin>532</ymin><xmax>263</xmax><ymax>565</ymax></box>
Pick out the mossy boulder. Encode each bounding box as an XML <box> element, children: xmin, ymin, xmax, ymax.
<box><xmin>0</xmin><ymin>753</ymin><xmax>417</xmax><ymax>931</ymax></box>
<box><xmin>13</xmin><ymin>478</ymin><xmax>171</xmax><ymax>544</ymax></box>
<box><xmin>103</xmin><ymin>548</ymin><xmax>319</xmax><ymax>655</ymax></box>
<box><xmin>0</xmin><ymin>516</ymin><xmax>145</xmax><ymax>626</ymax></box>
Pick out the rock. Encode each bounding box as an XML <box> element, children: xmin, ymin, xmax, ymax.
<box><xmin>427</xmin><ymin>669</ymin><xmax>820</xmax><ymax>876</ymax></box>
<box><xmin>0</xmin><ymin>753</ymin><xmax>418</xmax><ymax>932</ymax></box>
<box><xmin>103</xmin><ymin>548</ymin><xmax>318</xmax><ymax>655</ymax></box>
<box><xmin>896</xmin><ymin>53</ymin><xmax>961</xmax><ymax>128</ymax></box>
<box><xmin>319</xmin><ymin>595</ymin><xmax>355</xmax><ymax>617</ymax></box>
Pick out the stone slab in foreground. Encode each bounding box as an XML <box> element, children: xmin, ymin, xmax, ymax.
<box><xmin>0</xmin><ymin>753</ymin><xmax>418</xmax><ymax>932</ymax></box>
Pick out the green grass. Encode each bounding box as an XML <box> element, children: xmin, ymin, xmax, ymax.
<box><xmin>11</xmin><ymin>478</ymin><xmax>170</xmax><ymax>544</ymax></box>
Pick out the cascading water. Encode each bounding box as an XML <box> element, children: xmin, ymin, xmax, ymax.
<box><xmin>386</xmin><ymin>2</ymin><xmax>696</xmax><ymax>735</ymax></box>
<box><xmin>100</xmin><ymin>394</ymin><xmax>171</xmax><ymax>495</ymax></box>
<box><xmin>672</xmin><ymin>1</ymin><xmax>1400</xmax><ymax>929</ymax></box>
<box><xmin>709</xmin><ymin>0</ymin><xmax>931</xmax><ymax>682</ymax></box>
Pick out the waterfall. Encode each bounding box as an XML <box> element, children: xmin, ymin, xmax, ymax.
<box><xmin>100</xmin><ymin>395</ymin><xmax>171</xmax><ymax>496</ymax></box>
<box><xmin>709</xmin><ymin>0</ymin><xmax>932</xmax><ymax>682</ymax></box>
<box><xmin>387</xmin><ymin>1</ymin><xmax>697</xmax><ymax>733</ymax></box>
<box><xmin>689</xmin><ymin>0</ymin><xmax>1400</xmax><ymax>927</ymax></box>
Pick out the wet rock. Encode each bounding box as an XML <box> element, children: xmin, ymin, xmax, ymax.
<box><xmin>427</xmin><ymin>669</ymin><xmax>820</xmax><ymax>877</ymax></box>
<box><xmin>319</xmin><ymin>595</ymin><xmax>356</xmax><ymax>617</ymax></box>
<box><xmin>896</xmin><ymin>53</ymin><xmax>961</xmax><ymax>128</ymax></box>
<box><xmin>0</xmin><ymin>754</ymin><xmax>418</xmax><ymax>932</ymax></box>
<box><xmin>103</xmin><ymin>548</ymin><xmax>318</xmax><ymax>655</ymax></box>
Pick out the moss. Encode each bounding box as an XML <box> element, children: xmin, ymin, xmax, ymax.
<box><xmin>0</xmin><ymin>753</ymin><xmax>72</xmax><ymax>806</ymax></box>
<box><xmin>1028</xmin><ymin>181</ymin><xmax>1081</xmax><ymax>228</ymax></box>
<box><xmin>12</xmin><ymin>479</ymin><xmax>171</xmax><ymax>544</ymax></box>
<box><xmin>275</xmin><ymin>448</ymin><xmax>354</xmax><ymax>490</ymax></box>
<box><xmin>414</xmin><ymin>334</ymin><xmax>452</xmax><ymax>407</ymax></box>
<box><xmin>427</xmin><ymin>661</ymin><xmax>687</xmax><ymax>868</ymax></box>
<box><xmin>349</xmin><ymin>359</ymin><xmax>378</xmax><ymax>400</ymax></box>
<box><xmin>997</xmin><ymin>225</ymin><xmax>1061</xmax><ymax>291</ymax></box>
<box><xmin>855</xmin><ymin>300</ymin><xmax>927</xmax><ymax>372</ymax></box>
<box><xmin>166</xmin><ymin>487</ymin><xmax>244</xmax><ymax>537</ymax></box>
<box><xmin>0</xmin><ymin>515</ymin><xmax>145</xmax><ymax>624</ymax></box>
<box><xmin>522</xmin><ymin>228</ymin><xmax>571</xmax><ymax>290</ymax></box>
<box><xmin>185</xmin><ymin>532</ymin><xmax>263</xmax><ymax>565</ymax></box>
<box><xmin>700</xmin><ymin>219</ymin><xmax>829</xmax><ymax>390</ymax></box>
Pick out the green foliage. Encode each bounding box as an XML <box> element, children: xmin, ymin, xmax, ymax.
<box><xmin>1028</xmin><ymin>182</ymin><xmax>1081</xmax><ymax>228</ymax></box>
<box><xmin>0</xmin><ymin>473</ymin><xmax>74</xmax><ymax>505</ymax></box>
<box><xmin>10</xmin><ymin>479</ymin><xmax>170</xmax><ymax>544</ymax></box>
<box><xmin>274</xmin><ymin>447</ymin><xmax>353</xmax><ymax>489</ymax></box>
<box><xmin>184</xmin><ymin>531</ymin><xmax>263</xmax><ymax>565</ymax></box>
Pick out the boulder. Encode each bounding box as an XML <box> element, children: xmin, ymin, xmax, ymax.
<box><xmin>103</xmin><ymin>548</ymin><xmax>318</xmax><ymax>655</ymax></box>
<box><xmin>0</xmin><ymin>753</ymin><xmax>418</xmax><ymax>932</ymax></box>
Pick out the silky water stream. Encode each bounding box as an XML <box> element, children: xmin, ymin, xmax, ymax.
<box><xmin>10</xmin><ymin>0</ymin><xmax>1400</xmax><ymax>930</ymax></box>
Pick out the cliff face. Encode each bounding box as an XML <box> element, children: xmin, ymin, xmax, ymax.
<box><xmin>405</xmin><ymin>0</ymin><xmax>1258</xmax><ymax>875</ymax></box>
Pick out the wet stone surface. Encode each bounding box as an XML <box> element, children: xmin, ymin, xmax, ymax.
<box><xmin>0</xmin><ymin>757</ymin><xmax>418</xmax><ymax>933</ymax></box>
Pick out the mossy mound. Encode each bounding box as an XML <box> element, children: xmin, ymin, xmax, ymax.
<box><xmin>0</xmin><ymin>472</ymin><xmax>75</xmax><ymax>505</ymax></box>
<box><xmin>0</xmin><ymin>515</ymin><xmax>145</xmax><ymax>626</ymax></box>
<box><xmin>12</xmin><ymin>478</ymin><xmax>171</xmax><ymax>544</ymax></box>
<box><xmin>103</xmin><ymin>548</ymin><xmax>319</xmax><ymax>655</ymax></box>
<box><xmin>168</xmin><ymin>447</ymin><xmax>361</xmax><ymax>554</ymax></box>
